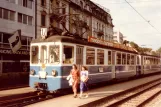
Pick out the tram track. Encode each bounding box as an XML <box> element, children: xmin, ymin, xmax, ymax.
<box><xmin>0</xmin><ymin>74</ymin><xmax>161</xmax><ymax>107</ymax></box>
<box><xmin>0</xmin><ymin>89</ymin><xmax>71</xmax><ymax>107</ymax></box>
<box><xmin>79</xmin><ymin>78</ymin><xmax>161</xmax><ymax>107</ymax></box>
<box><xmin>104</xmin><ymin>80</ymin><xmax>161</xmax><ymax>107</ymax></box>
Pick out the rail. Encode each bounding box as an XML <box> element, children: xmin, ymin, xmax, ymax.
<box><xmin>79</xmin><ymin>78</ymin><xmax>161</xmax><ymax>107</ymax></box>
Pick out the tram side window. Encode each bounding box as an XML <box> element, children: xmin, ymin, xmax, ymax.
<box><xmin>137</xmin><ymin>56</ymin><xmax>140</xmax><ymax>65</ymax></box>
<box><xmin>127</xmin><ymin>54</ymin><xmax>130</xmax><ymax>65</ymax></box>
<box><xmin>63</xmin><ymin>45</ymin><xmax>74</xmax><ymax>64</ymax></box>
<box><xmin>122</xmin><ymin>53</ymin><xmax>126</xmax><ymax>65</ymax></box>
<box><xmin>41</xmin><ymin>46</ymin><xmax>47</xmax><ymax>63</ymax></box>
<box><xmin>86</xmin><ymin>48</ymin><xmax>95</xmax><ymax>65</ymax></box>
<box><xmin>116</xmin><ymin>52</ymin><xmax>121</xmax><ymax>65</ymax></box>
<box><xmin>108</xmin><ymin>51</ymin><xmax>111</xmax><ymax>65</ymax></box>
<box><xmin>49</xmin><ymin>45</ymin><xmax>60</xmax><ymax>64</ymax></box>
<box><xmin>97</xmin><ymin>49</ymin><xmax>104</xmax><ymax>65</ymax></box>
<box><xmin>131</xmin><ymin>55</ymin><xmax>135</xmax><ymax>65</ymax></box>
<box><xmin>31</xmin><ymin>46</ymin><xmax>39</xmax><ymax>64</ymax></box>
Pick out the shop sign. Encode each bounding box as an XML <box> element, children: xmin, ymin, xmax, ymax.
<box><xmin>0</xmin><ymin>49</ymin><xmax>29</xmax><ymax>55</ymax></box>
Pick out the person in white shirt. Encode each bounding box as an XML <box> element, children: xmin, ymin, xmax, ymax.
<box><xmin>79</xmin><ymin>66</ymin><xmax>89</xmax><ymax>98</ymax></box>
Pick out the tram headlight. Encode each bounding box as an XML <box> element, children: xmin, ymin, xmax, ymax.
<box><xmin>52</xmin><ymin>70</ymin><xmax>57</xmax><ymax>76</ymax></box>
<box><xmin>30</xmin><ymin>69</ymin><xmax>35</xmax><ymax>75</ymax></box>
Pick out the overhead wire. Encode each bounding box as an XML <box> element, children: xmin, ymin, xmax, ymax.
<box><xmin>124</xmin><ymin>0</ymin><xmax>161</xmax><ymax>35</ymax></box>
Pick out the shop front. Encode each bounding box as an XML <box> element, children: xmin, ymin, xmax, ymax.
<box><xmin>0</xmin><ymin>48</ymin><xmax>30</xmax><ymax>73</ymax></box>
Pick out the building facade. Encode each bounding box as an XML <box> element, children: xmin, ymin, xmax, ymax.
<box><xmin>37</xmin><ymin>0</ymin><xmax>114</xmax><ymax>42</ymax></box>
<box><xmin>0</xmin><ymin>0</ymin><xmax>35</xmax><ymax>73</ymax></box>
<box><xmin>113</xmin><ymin>30</ymin><xmax>124</xmax><ymax>44</ymax></box>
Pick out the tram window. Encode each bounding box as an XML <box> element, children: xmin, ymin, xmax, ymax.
<box><xmin>108</xmin><ymin>51</ymin><xmax>111</xmax><ymax>65</ymax></box>
<box><xmin>127</xmin><ymin>54</ymin><xmax>130</xmax><ymax>65</ymax></box>
<box><xmin>97</xmin><ymin>49</ymin><xmax>104</xmax><ymax>65</ymax></box>
<box><xmin>131</xmin><ymin>55</ymin><xmax>135</xmax><ymax>65</ymax></box>
<box><xmin>86</xmin><ymin>48</ymin><xmax>95</xmax><ymax>65</ymax></box>
<box><xmin>122</xmin><ymin>53</ymin><xmax>126</xmax><ymax>65</ymax></box>
<box><xmin>31</xmin><ymin>46</ymin><xmax>39</xmax><ymax>64</ymax></box>
<box><xmin>137</xmin><ymin>56</ymin><xmax>140</xmax><ymax>65</ymax></box>
<box><xmin>63</xmin><ymin>45</ymin><xmax>74</xmax><ymax>64</ymax></box>
<box><xmin>49</xmin><ymin>45</ymin><xmax>59</xmax><ymax>64</ymax></box>
<box><xmin>41</xmin><ymin>45</ymin><xmax>47</xmax><ymax>63</ymax></box>
<box><xmin>116</xmin><ymin>52</ymin><xmax>121</xmax><ymax>65</ymax></box>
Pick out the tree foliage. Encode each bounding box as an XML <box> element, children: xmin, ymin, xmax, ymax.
<box><xmin>129</xmin><ymin>41</ymin><xmax>152</xmax><ymax>53</ymax></box>
<box><xmin>156</xmin><ymin>47</ymin><xmax>161</xmax><ymax>53</ymax></box>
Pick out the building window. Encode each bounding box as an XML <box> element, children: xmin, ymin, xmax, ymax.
<box><xmin>41</xmin><ymin>0</ymin><xmax>46</xmax><ymax>7</ymax></box>
<box><xmin>9</xmin><ymin>11</ymin><xmax>15</xmax><ymax>21</ymax></box>
<box><xmin>23</xmin><ymin>0</ymin><xmax>27</xmax><ymax>7</ymax></box>
<box><xmin>27</xmin><ymin>0</ymin><xmax>32</xmax><ymax>9</ymax></box>
<box><xmin>0</xmin><ymin>8</ymin><xmax>2</xmax><ymax>18</ymax></box>
<box><xmin>18</xmin><ymin>0</ymin><xmax>32</xmax><ymax>9</ymax></box>
<box><xmin>28</xmin><ymin>37</ymin><xmax>32</xmax><ymax>45</ymax></box>
<box><xmin>62</xmin><ymin>4</ymin><xmax>66</xmax><ymax>14</ymax></box>
<box><xmin>21</xmin><ymin>36</ymin><xmax>27</xmax><ymax>45</ymax></box>
<box><xmin>18</xmin><ymin>0</ymin><xmax>22</xmax><ymax>5</ymax></box>
<box><xmin>28</xmin><ymin>16</ymin><xmax>32</xmax><ymax>25</ymax></box>
<box><xmin>3</xmin><ymin>33</ymin><xmax>11</xmax><ymax>43</ymax></box>
<box><xmin>23</xmin><ymin>14</ymin><xmax>27</xmax><ymax>24</ymax></box>
<box><xmin>0</xmin><ymin>33</ymin><xmax>2</xmax><ymax>43</ymax></box>
<box><xmin>9</xmin><ymin>0</ymin><xmax>15</xmax><ymax>3</ymax></box>
<box><xmin>18</xmin><ymin>13</ymin><xmax>32</xmax><ymax>25</ymax></box>
<box><xmin>3</xmin><ymin>9</ymin><xmax>9</xmax><ymax>19</ymax></box>
<box><xmin>18</xmin><ymin>13</ymin><xmax>22</xmax><ymax>23</ymax></box>
<box><xmin>41</xmin><ymin>14</ymin><xmax>46</xmax><ymax>26</ymax></box>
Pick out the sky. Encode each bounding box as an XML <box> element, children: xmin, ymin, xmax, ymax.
<box><xmin>91</xmin><ymin>0</ymin><xmax>161</xmax><ymax>50</ymax></box>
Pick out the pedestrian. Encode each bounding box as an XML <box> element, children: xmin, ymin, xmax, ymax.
<box><xmin>79</xmin><ymin>66</ymin><xmax>89</xmax><ymax>98</ymax></box>
<box><xmin>68</xmin><ymin>64</ymin><xmax>80</xmax><ymax>98</ymax></box>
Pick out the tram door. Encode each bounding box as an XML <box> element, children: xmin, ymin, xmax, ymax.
<box><xmin>76</xmin><ymin>46</ymin><xmax>84</xmax><ymax>71</ymax></box>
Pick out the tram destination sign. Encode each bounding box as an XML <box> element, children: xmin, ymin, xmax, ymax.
<box><xmin>88</xmin><ymin>36</ymin><xmax>135</xmax><ymax>52</ymax></box>
<box><xmin>88</xmin><ymin>36</ymin><xmax>113</xmax><ymax>47</ymax></box>
<box><xmin>0</xmin><ymin>49</ymin><xmax>29</xmax><ymax>55</ymax></box>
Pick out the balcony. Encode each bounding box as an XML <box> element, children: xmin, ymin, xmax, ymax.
<box><xmin>97</xmin><ymin>30</ymin><xmax>104</xmax><ymax>36</ymax></box>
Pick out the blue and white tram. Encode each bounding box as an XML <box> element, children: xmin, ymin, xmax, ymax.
<box><xmin>29</xmin><ymin>36</ymin><xmax>161</xmax><ymax>91</ymax></box>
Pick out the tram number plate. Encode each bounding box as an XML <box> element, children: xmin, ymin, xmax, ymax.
<box><xmin>39</xmin><ymin>71</ymin><xmax>47</xmax><ymax>79</ymax></box>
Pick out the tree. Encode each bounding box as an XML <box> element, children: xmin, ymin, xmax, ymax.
<box><xmin>156</xmin><ymin>47</ymin><xmax>161</xmax><ymax>54</ymax></box>
<box><xmin>129</xmin><ymin>41</ymin><xmax>140</xmax><ymax>51</ymax></box>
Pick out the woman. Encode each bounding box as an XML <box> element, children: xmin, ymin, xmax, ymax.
<box><xmin>79</xmin><ymin>66</ymin><xmax>89</xmax><ymax>98</ymax></box>
<box><xmin>69</xmin><ymin>64</ymin><xmax>80</xmax><ymax>98</ymax></box>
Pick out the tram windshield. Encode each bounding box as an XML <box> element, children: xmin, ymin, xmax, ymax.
<box><xmin>49</xmin><ymin>45</ymin><xmax>60</xmax><ymax>64</ymax></box>
<box><xmin>31</xmin><ymin>46</ymin><xmax>39</xmax><ymax>64</ymax></box>
<box><xmin>41</xmin><ymin>45</ymin><xmax>47</xmax><ymax>63</ymax></box>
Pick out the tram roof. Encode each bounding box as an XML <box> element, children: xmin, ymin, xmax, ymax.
<box><xmin>31</xmin><ymin>35</ymin><xmax>138</xmax><ymax>54</ymax></box>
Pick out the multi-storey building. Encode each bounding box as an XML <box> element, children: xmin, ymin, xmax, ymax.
<box><xmin>37</xmin><ymin>0</ymin><xmax>114</xmax><ymax>42</ymax></box>
<box><xmin>0</xmin><ymin>0</ymin><xmax>35</xmax><ymax>73</ymax></box>
<box><xmin>113</xmin><ymin>30</ymin><xmax>124</xmax><ymax>44</ymax></box>
<box><xmin>91</xmin><ymin>1</ymin><xmax>114</xmax><ymax>41</ymax></box>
